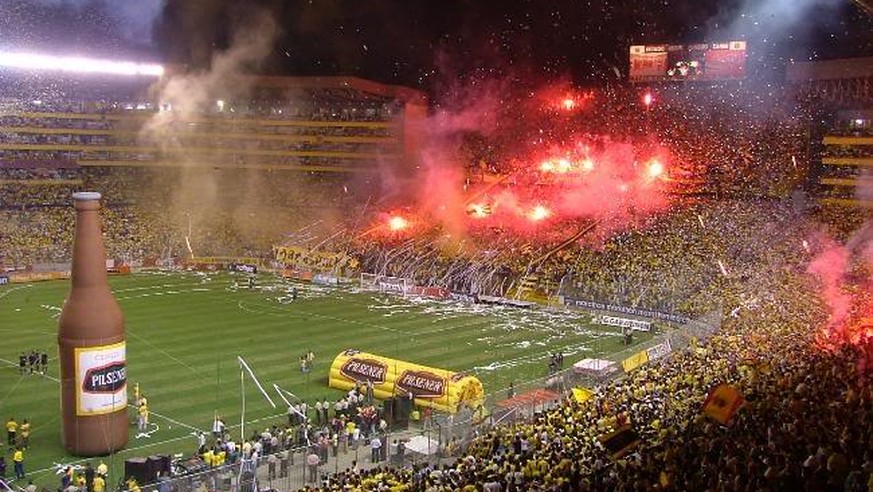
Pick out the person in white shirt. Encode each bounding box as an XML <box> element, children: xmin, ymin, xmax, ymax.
<box><xmin>197</xmin><ymin>431</ymin><xmax>207</xmax><ymax>453</ymax></box>
<box><xmin>322</xmin><ymin>399</ymin><xmax>330</xmax><ymax>423</ymax></box>
<box><xmin>212</xmin><ymin>415</ymin><xmax>225</xmax><ymax>438</ymax></box>
<box><xmin>370</xmin><ymin>435</ymin><xmax>382</xmax><ymax>463</ymax></box>
<box><xmin>314</xmin><ymin>401</ymin><xmax>323</xmax><ymax>425</ymax></box>
<box><xmin>352</xmin><ymin>427</ymin><xmax>361</xmax><ymax>449</ymax></box>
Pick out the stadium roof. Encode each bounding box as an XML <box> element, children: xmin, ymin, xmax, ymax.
<box><xmin>786</xmin><ymin>57</ymin><xmax>873</xmax><ymax>82</ymax></box>
<box><xmin>854</xmin><ymin>0</ymin><xmax>873</xmax><ymax>16</ymax></box>
<box><xmin>242</xmin><ymin>75</ymin><xmax>427</xmax><ymax>105</ymax></box>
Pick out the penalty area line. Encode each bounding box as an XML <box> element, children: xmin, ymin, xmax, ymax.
<box><xmin>127</xmin><ymin>403</ymin><xmax>203</xmax><ymax>433</ymax></box>
<box><xmin>0</xmin><ymin>356</ymin><xmax>203</xmax><ymax>439</ymax></box>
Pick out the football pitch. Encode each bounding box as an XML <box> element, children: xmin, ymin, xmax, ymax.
<box><xmin>0</xmin><ymin>270</ymin><xmax>640</xmax><ymax>487</ymax></box>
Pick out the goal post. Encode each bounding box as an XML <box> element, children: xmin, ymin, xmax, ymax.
<box><xmin>360</xmin><ymin>272</ymin><xmax>379</xmax><ymax>289</ymax></box>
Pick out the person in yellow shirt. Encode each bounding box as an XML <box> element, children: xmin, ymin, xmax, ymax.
<box><xmin>202</xmin><ymin>449</ymin><xmax>214</xmax><ymax>468</ymax></box>
<box><xmin>126</xmin><ymin>477</ymin><xmax>140</xmax><ymax>492</ymax></box>
<box><xmin>137</xmin><ymin>404</ymin><xmax>149</xmax><ymax>431</ymax></box>
<box><xmin>6</xmin><ymin>417</ymin><xmax>17</xmax><ymax>447</ymax></box>
<box><xmin>19</xmin><ymin>419</ymin><xmax>30</xmax><ymax>449</ymax></box>
<box><xmin>93</xmin><ymin>475</ymin><xmax>106</xmax><ymax>492</ymax></box>
<box><xmin>13</xmin><ymin>448</ymin><xmax>24</xmax><ymax>479</ymax></box>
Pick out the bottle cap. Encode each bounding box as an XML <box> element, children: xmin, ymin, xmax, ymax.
<box><xmin>72</xmin><ymin>192</ymin><xmax>102</xmax><ymax>201</ymax></box>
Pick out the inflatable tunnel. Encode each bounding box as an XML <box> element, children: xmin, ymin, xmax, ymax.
<box><xmin>328</xmin><ymin>349</ymin><xmax>485</xmax><ymax>414</ymax></box>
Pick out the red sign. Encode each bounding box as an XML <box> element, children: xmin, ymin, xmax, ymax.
<box><xmin>397</xmin><ymin>370</ymin><xmax>446</xmax><ymax>399</ymax></box>
<box><xmin>340</xmin><ymin>358</ymin><xmax>388</xmax><ymax>384</ymax></box>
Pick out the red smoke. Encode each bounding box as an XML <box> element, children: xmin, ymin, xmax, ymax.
<box><xmin>375</xmin><ymin>79</ymin><xmax>674</xmax><ymax>244</ymax></box>
<box><xmin>807</xmin><ymin>233</ymin><xmax>873</xmax><ymax>375</ymax></box>
<box><xmin>807</xmin><ymin>239</ymin><xmax>852</xmax><ymax>344</ymax></box>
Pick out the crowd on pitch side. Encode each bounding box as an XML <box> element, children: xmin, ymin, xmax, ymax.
<box><xmin>172</xmin><ymin>383</ymin><xmax>410</xmax><ymax>489</ymax></box>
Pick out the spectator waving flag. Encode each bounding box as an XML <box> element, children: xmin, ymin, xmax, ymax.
<box><xmin>598</xmin><ymin>424</ymin><xmax>640</xmax><ymax>460</ymax></box>
<box><xmin>702</xmin><ymin>384</ymin><xmax>745</xmax><ymax>425</ymax></box>
<box><xmin>571</xmin><ymin>387</ymin><xmax>594</xmax><ymax>403</ymax></box>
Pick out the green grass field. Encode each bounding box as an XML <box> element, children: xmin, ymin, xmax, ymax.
<box><xmin>0</xmin><ymin>271</ymin><xmax>640</xmax><ymax>488</ymax></box>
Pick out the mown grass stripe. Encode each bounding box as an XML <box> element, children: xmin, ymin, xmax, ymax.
<box><xmin>0</xmin><ymin>272</ymin><xmax>625</xmax><ymax>489</ymax></box>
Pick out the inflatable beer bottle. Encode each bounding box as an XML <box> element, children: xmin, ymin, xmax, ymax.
<box><xmin>58</xmin><ymin>192</ymin><xmax>128</xmax><ymax>455</ymax></box>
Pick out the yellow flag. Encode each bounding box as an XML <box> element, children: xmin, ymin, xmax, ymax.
<box><xmin>702</xmin><ymin>384</ymin><xmax>744</xmax><ymax>425</ymax></box>
<box><xmin>572</xmin><ymin>387</ymin><xmax>594</xmax><ymax>403</ymax></box>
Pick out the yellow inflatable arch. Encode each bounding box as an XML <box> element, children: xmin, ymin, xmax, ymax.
<box><xmin>328</xmin><ymin>349</ymin><xmax>485</xmax><ymax>414</ymax></box>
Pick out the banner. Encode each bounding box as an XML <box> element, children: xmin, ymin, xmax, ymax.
<box><xmin>312</xmin><ymin>273</ymin><xmax>339</xmax><ymax>285</ymax></box>
<box><xmin>281</xmin><ymin>269</ymin><xmax>313</xmax><ymax>281</ymax></box>
<box><xmin>645</xmin><ymin>339</ymin><xmax>672</xmax><ymax>362</ymax></box>
<box><xmin>702</xmin><ymin>384</ymin><xmax>745</xmax><ymax>425</ymax></box>
<box><xmin>229</xmin><ymin>263</ymin><xmax>258</xmax><ymax>274</ymax></box>
<box><xmin>0</xmin><ymin>275</ymin><xmax>7</xmax><ymax>285</ymax></box>
<box><xmin>406</xmin><ymin>286</ymin><xmax>450</xmax><ymax>299</ymax></box>
<box><xmin>375</xmin><ymin>276</ymin><xmax>411</xmax><ymax>294</ymax></box>
<box><xmin>9</xmin><ymin>271</ymin><xmax>70</xmax><ymax>283</ymax></box>
<box><xmin>596</xmin><ymin>315</ymin><xmax>652</xmax><ymax>332</ymax></box>
<box><xmin>328</xmin><ymin>349</ymin><xmax>485</xmax><ymax>414</ymax></box>
<box><xmin>621</xmin><ymin>350</ymin><xmax>649</xmax><ymax>373</ymax></box>
<box><xmin>450</xmin><ymin>292</ymin><xmax>477</xmax><ymax>303</ymax></box>
<box><xmin>275</xmin><ymin>246</ymin><xmax>354</xmax><ymax>272</ymax></box>
<box><xmin>563</xmin><ymin>297</ymin><xmax>689</xmax><ymax>324</ymax></box>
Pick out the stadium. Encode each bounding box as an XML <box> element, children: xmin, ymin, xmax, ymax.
<box><xmin>2</xmin><ymin>1</ymin><xmax>873</xmax><ymax>491</ymax></box>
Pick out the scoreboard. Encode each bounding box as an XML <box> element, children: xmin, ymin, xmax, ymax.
<box><xmin>629</xmin><ymin>41</ymin><xmax>747</xmax><ymax>82</ymax></box>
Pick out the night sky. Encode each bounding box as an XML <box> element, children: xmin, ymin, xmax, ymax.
<box><xmin>2</xmin><ymin>0</ymin><xmax>873</xmax><ymax>94</ymax></box>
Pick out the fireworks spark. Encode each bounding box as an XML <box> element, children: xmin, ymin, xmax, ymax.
<box><xmin>646</xmin><ymin>159</ymin><xmax>665</xmax><ymax>179</ymax></box>
<box><xmin>642</xmin><ymin>92</ymin><xmax>654</xmax><ymax>107</ymax></box>
<box><xmin>528</xmin><ymin>205</ymin><xmax>551</xmax><ymax>221</ymax></box>
<box><xmin>388</xmin><ymin>216</ymin><xmax>409</xmax><ymax>231</ymax></box>
<box><xmin>467</xmin><ymin>203</ymin><xmax>491</xmax><ymax>218</ymax></box>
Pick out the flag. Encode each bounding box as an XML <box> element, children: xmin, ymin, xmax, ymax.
<box><xmin>702</xmin><ymin>384</ymin><xmax>744</xmax><ymax>425</ymax></box>
<box><xmin>598</xmin><ymin>424</ymin><xmax>640</xmax><ymax>460</ymax></box>
<box><xmin>571</xmin><ymin>387</ymin><xmax>594</xmax><ymax>403</ymax></box>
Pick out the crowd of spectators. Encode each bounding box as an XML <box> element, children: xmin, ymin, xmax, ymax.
<box><xmin>0</xmin><ymin>160</ymin><xmax>363</xmax><ymax>267</ymax></box>
<box><xmin>2</xmin><ymin>83</ymin><xmax>873</xmax><ymax>491</ymax></box>
<box><xmin>468</xmin><ymin>82</ymin><xmax>810</xmax><ymax>199</ymax></box>
<box><xmin>292</xmin><ymin>204</ymin><xmax>873</xmax><ymax>492</ymax></box>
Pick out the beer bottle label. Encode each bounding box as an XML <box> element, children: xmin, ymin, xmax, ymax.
<box><xmin>74</xmin><ymin>342</ymin><xmax>127</xmax><ymax>415</ymax></box>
